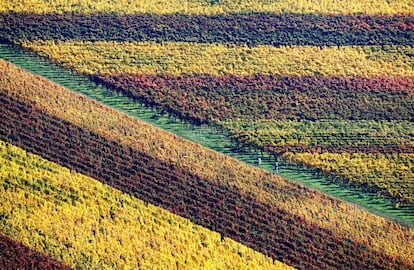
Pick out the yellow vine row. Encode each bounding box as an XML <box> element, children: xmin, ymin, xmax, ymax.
<box><xmin>0</xmin><ymin>140</ymin><xmax>291</xmax><ymax>269</ymax></box>
<box><xmin>1</xmin><ymin>58</ymin><xmax>413</xmax><ymax>263</ymax></box>
<box><xmin>0</xmin><ymin>0</ymin><xmax>412</xmax><ymax>15</ymax></box>
<box><xmin>284</xmin><ymin>152</ymin><xmax>414</xmax><ymax>204</ymax></box>
<box><xmin>21</xmin><ymin>41</ymin><xmax>414</xmax><ymax>77</ymax></box>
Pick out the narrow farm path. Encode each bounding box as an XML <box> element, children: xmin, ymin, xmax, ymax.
<box><xmin>1</xmin><ymin>43</ymin><xmax>412</xmax><ymax>227</ymax></box>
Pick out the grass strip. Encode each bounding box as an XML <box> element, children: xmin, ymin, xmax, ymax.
<box><xmin>1</xmin><ymin>58</ymin><xmax>413</xmax><ymax>269</ymax></box>
<box><xmin>21</xmin><ymin>41</ymin><xmax>414</xmax><ymax>77</ymax></box>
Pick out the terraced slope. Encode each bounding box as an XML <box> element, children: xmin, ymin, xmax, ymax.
<box><xmin>1</xmin><ymin>59</ymin><xmax>413</xmax><ymax>269</ymax></box>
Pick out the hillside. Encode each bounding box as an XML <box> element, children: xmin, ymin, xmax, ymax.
<box><xmin>1</xmin><ymin>59</ymin><xmax>413</xmax><ymax>269</ymax></box>
<box><xmin>1</xmin><ymin>0</ymin><xmax>413</xmax><ymax>269</ymax></box>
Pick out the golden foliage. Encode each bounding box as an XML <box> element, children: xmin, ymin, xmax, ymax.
<box><xmin>1</xmin><ymin>58</ymin><xmax>413</xmax><ymax>264</ymax></box>
<box><xmin>221</xmin><ymin>120</ymin><xmax>414</xmax><ymax>148</ymax></box>
<box><xmin>0</xmin><ymin>0</ymin><xmax>413</xmax><ymax>15</ymax></box>
<box><xmin>0</xmin><ymin>140</ymin><xmax>290</xmax><ymax>269</ymax></box>
<box><xmin>284</xmin><ymin>152</ymin><xmax>414</xmax><ymax>204</ymax></box>
<box><xmin>21</xmin><ymin>41</ymin><xmax>414</xmax><ymax>77</ymax></box>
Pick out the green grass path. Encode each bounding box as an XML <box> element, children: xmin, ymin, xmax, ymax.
<box><xmin>1</xmin><ymin>43</ymin><xmax>412</xmax><ymax>227</ymax></box>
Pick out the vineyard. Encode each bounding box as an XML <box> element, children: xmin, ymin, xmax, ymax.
<box><xmin>1</xmin><ymin>140</ymin><xmax>291</xmax><ymax>269</ymax></box>
<box><xmin>1</xmin><ymin>0</ymin><xmax>413</xmax><ymax>14</ymax></box>
<box><xmin>1</xmin><ymin>0</ymin><xmax>414</xmax><ymax>269</ymax></box>
<box><xmin>17</xmin><ymin>40</ymin><xmax>414</xmax><ymax>209</ymax></box>
<box><xmin>2</xmin><ymin>13</ymin><xmax>413</xmax><ymax>46</ymax></box>
<box><xmin>222</xmin><ymin>120</ymin><xmax>414</xmax><ymax>207</ymax></box>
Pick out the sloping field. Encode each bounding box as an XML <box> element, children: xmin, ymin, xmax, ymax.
<box><xmin>1</xmin><ymin>0</ymin><xmax>414</xmax><ymax>268</ymax></box>
<box><xmin>223</xmin><ymin>120</ymin><xmax>414</xmax><ymax>207</ymax></box>
<box><xmin>16</xmin><ymin>39</ymin><xmax>414</xmax><ymax>208</ymax></box>
<box><xmin>1</xmin><ymin>59</ymin><xmax>414</xmax><ymax>269</ymax></box>
<box><xmin>0</xmin><ymin>140</ymin><xmax>290</xmax><ymax>269</ymax></box>
<box><xmin>19</xmin><ymin>41</ymin><xmax>414</xmax><ymax>123</ymax></box>
<box><xmin>0</xmin><ymin>234</ymin><xmax>72</xmax><ymax>270</ymax></box>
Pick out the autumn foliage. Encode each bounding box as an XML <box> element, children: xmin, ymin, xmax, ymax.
<box><xmin>1</xmin><ymin>59</ymin><xmax>413</xmax><ymax>269</ymax></box>
<box><xmin>1</xmin><ymin>0</ymin><xmax>413</xmax><ymax>268</ymax></box>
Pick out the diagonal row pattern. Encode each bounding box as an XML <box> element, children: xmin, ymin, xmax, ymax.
<box><xmin>1</xmin><ymin>59</ymin><xmax>413</xmax><ymax>269</ymax></box>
